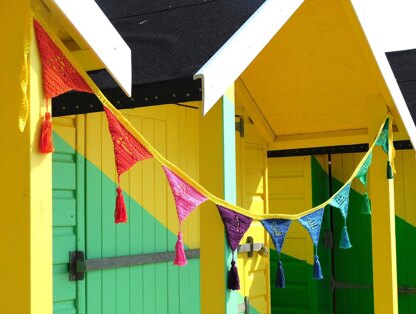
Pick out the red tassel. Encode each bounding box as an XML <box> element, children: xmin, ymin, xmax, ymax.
<box><xmin>39</xmin><ymin>112</ymin><xmax>54</xmax><ymax>153</ymax></box>
<box><xmin>173</xmin><ymin>231</ymin><xmax>187</xmax><ymax>266</ymax></box>
<box><xmin>114</xmin><ymin>186</ymin><xmax>127</xmax><ymax>223</ymax></box>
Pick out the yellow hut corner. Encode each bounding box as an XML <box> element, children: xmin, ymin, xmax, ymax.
<box><xmin>1</xmin><ymin>0</ymin><xmax>416</xmax><ymax>313</ymax></box>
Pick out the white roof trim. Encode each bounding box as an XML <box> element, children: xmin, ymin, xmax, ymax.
<box><xmin>194</xmin><ymin>0</ymin><xmax>304</xmax><ymax>115</ymax></box>
<box><xmin>350</xmin><ymin>0</ymin><xmax>416</xmax><ymax>149</ymax></box>
<box><xmin>48</xmin><ymin>0</ymin><xmax>132</xmax><ymax>97</ymax></box>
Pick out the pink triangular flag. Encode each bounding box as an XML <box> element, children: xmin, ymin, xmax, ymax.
<box><xmin>163</xmin><ymin>166</ymin><xmax>208</xmax><ymax>225</ymax></box>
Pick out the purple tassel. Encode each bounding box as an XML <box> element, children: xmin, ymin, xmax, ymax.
<box><xmin>276</xmin><ymin>260</ymin><xmax>286</xmax><ymax>288</ymax></box>
<box><xmin>228</xmin><ymin>259</ymin><xmax>240</xmax><ymax>290</ymax></box>
<box><xmin>313</xmin><ymin>255</ymin><xmax>323</xmax><ymax>280</ymax></box>
<box><xmin>173</xmin><ymin>231</ymin><xmax>187</xmax><ymax>266</ymax></box>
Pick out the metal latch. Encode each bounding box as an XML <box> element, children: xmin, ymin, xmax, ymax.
<box><xmin>237</xmin><ymin>236</ymin><xmax>268</xmax><ymax>257</ymax></box>
<box><xmin>235</xmin><ymin>117</ymin><xmax>245</xmax><ymax>137</ymax></box>
<box><xmin>238</xmin><ymin>296</ymin><xmax>250</xmax><ymax>314</ymax></box>
<box><xmin>69</xmin><ymin>249</ymin><xmax>200</xmax><ymax>281</ymax></box>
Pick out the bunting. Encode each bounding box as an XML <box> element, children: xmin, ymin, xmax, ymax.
<box><xmin>31</xmin><ymin>15</ymin><xmax>399</xmax><ymax>291</ymax></box>
<box><xmin>217</xmin><ymin>205</ymin><xmax>253</xmax><ymax>290</ymax></box>
<box><xmin>298</xmin><ymin>208</ymin><xmax>325</xmax><ymax>280</ymax></box>
<box><xmin>329</xmin><ymin>183</ymin><xmax>352</xmax><ymax>249</ymax></box>
<box><xmin>163</xmin><ymin>166</ymin><xmax>208</xmax><ymax>266</ymax></box>
<box><xmin>33</xmin><ymin>20</ymin><xmax>93</xmax><ymax>154</ymax></box>
<box><xmin>261</xmin><ymin>219</ymin><xmax>292</xmax><ymax>288</ymax></box>
<box><xmin>103</xmin><ymin>107</ymin><xmax>153</xmax><ymax>223</ymax></box>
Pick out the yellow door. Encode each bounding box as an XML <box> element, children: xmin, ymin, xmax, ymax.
<box><xmin>236</xmin><ymin>116</ymin><xmax>271</xmax><ymax>314</ymax></box>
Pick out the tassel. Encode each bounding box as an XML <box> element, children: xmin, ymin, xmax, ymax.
<box><xmin>387</xmin><ymin>161</ymin><xmax>394</xmax><ymax>179</ymax></box>
<box><xmin>313</xmin><ymin>255</ymin><xmax>323</xmax><ymax>280</ymax></box>
<box><xmin>276</xmin><ymin>260</ymin><xmax>286</xmax><ymax>288</ymax></box>
<box><xmin>173</xmin><ymin>231</ymin><xmax>187</xmax><ymax>266</ymax></box>
<box><xmin>228</xmin><ymin>259</ymin><xmax>240</xmax><ymax>290</ymax></box>
<box><xmin>361</xmin><ymin>193</ymin><xmax>372</xmax><ymax>215</ymax></box>
<box><xmin>39</xmin><ymin>112</ymin><xmax>54</xmax><ymax>153</ymax></box>
<box><xmin>114</xmin><ymin>186</ymin><xmax>127</xmax><ymax>223</ymax></box>
<box><xmin>340</xmin><ymin>226</ymin><xmax>352</xmax><ymax>249</ymax></box>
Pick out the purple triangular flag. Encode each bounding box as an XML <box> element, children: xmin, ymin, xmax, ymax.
<box><xmin>217</xmin><ymin>205</ymin><xmax>253</xmax><ymax>252</ymax></box>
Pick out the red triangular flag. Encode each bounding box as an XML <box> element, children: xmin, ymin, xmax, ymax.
<box><xmin>163</xmin><ymin>166</ymin><xmax>208</xmax><ymax>225</ymax></box>
<box><xmin>33</xmin><ymin>20</ymin><xmax>93</xmax><ymax>98</ymax></box>
<box><xmin>104</xmin><ymin>107</ymin><xmax>153</xmax><ymax>176</ymax></box>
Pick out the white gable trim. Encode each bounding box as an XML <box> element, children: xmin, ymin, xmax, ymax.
<box><xmin>45</xmin><ymin>0</ymin><xmax>132</xmax><ymax>97</ymax></box>
<box><xmin>194</xmin><ymin>0</ymin><xmax>304</xmax><ymax>115</ymax></box>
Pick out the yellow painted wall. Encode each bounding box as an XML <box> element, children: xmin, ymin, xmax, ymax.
<box><xmin>236</xmin><ymin>117</ymin><xmax>271</xmax><ymax>314</ymax></box>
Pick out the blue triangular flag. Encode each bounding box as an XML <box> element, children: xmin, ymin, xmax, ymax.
<box><xmin>261</xmin><ymin>219</ymin><xmax>292</xmax><ymax>253</ymax></box>
<box><xmin>329</xmin><ymin>183</ymin><xmax>351</xmax><ymax>219</ymax></box>
<box><xmin>298</xmin><ymin>208</ymin><xmax>324</xmax><ymax>247</ymax></box>
<box><xmin>298</xmin><ymin>208</ymin><xmax>325</xmax><ymax>280</ymax></box>
<box><xmin>356</xmin><ymin>152</ymin><xmax>372</xmax><ymax>186</ymax></box>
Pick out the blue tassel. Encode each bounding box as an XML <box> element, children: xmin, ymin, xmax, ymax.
<box><xmin>361</xmin><ymin>193</ymin><xmax>371</xmax><ymax>215</ymax></box>
<box><xmin>313</xmin><ymin>255</ymin><xmax>323</xmax><ymax>280</ymax></box>
<box><xmin>340</xmin><ymin>226</ymin><xmax>352</xmax><ymax>249</ymax></box>
<box><xmin>228</xmin><ymin>259</ymin><xmax>240</xmax><ymax>290</ymax></box>
<box><xmin>276</xmin><ymin>260</ymin><xmax>286</xmax><ymax>288</ymax></box>
<box><xmin>387</xmin><ymin>161</ymin><xmax>394</xmax><ymax>179</ymax></box>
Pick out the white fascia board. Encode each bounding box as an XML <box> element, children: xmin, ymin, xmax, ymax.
<box><xmin>194</xmin><ymin>0</ymin><xmax>303</xmax><ymax>115</ymax></box>
<box><xmin>351</xmin><ymin>0</ymin><xmax>416</xmax><ymax>150</ymax></box>
<box><xmin>51</xmin><ymin>0</ymin><xmax>132</xmax><ymax>97</ymax></box>
<box><xmin>351</xmin><ymin>0</ymin><xmax>416</xmax><ymax>52</ymax></box>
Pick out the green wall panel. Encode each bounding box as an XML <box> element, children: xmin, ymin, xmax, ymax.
<box><xmin>53</xmin><ymin>133</ymin><xmax>201</xmax><ymax>314</ymax></box>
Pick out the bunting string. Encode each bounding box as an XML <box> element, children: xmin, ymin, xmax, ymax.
<box><xmin>31</xmin><ymin>15</ymin><xmax>397</xmax><ymax>288</ymax></box>
<box><xmin>31</xmin><ymin>15</ymin><xmax>394</xmax><ymax>221</ymax></box>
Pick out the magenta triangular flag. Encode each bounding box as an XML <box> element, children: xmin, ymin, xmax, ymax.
<box><xmin>163</xmin><ymin>166</ymin><xmax>208</xmax><ymax>225</ymax></box>
<box><xmin>217</xmin><ymin>205</ymin><xmax>253</xmax><ymax>252</ymax></box>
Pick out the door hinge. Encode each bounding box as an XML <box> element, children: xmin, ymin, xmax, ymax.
<box><xmin>235</xmin><ymin>117</ymin><xmax>245</xmax><ymax>137</ymax></box>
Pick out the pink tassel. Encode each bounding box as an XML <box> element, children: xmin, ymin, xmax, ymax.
<box><xmin>173</xmin><ymin>231</ymin><xmax>187</xmax><ymax>266</ymax></box>
<box><xmin>114</xmin><ymin>186</ymin><xmax>127</xmax><ymax>223</ymax></box>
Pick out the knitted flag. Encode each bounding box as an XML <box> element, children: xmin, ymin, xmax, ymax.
<box><xmin>163</xmin><ymin>166</ymin><xmax>208</xmax><ymax>266</ymax></box>
<box><xmin>217</xmin><ymin>205</ymin><xmax>253</xmax><ymax>291</ymax></box>
<box><xmin>298</xmin><ymin>208</ymin><xmax>325</xmax><ymax>279</ymax></box>
<box><xmin>33</xmin><ymin>20</ymin><xmax>92</xmax><ymax>98</ymax></box>
<box><xmin>33</xmin><ymin>20</ymin><xmax>93</xmax><ymax>154</ymax></box>
<box><xmin>329</xmin><ymin>183</ymin><xmax>352</xmax><ymax>249</ymax></box>
<box><xmin>104</xmin><ymin>107</ymin><xmax>153</xmax><ymax>176</ymax></box>
<box><xmin>375</xmin><ymin>119</ymin><xmax>390</xmax><ymax>154</ymax></box>
<box><xmin>356</xmin><ymin>152</ymin><xmax>372</xmax><ymax>186</ymax></box>
<box><xmin>261</xmin><ymin>219</ymin><xmax>292</xmax><ymax>288</ymax></box>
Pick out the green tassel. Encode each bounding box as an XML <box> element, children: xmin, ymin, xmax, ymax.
<box><xmin>361</xmin><ymin>193</ymin><xmax>372</xmax><ymax>215</ymax></box>
<box><xmin>387</xmin><ymin>161</ymin><xmax>394</xmax><ymax>179</ymax></box>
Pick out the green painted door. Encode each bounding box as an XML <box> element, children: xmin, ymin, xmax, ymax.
<box><xmin>53</xmin><ymin>106</ymin><xmax>201</xmax><ymax>314</ymax></box>
<box><xmin>53</xmin><ymin>116</ymin><xmax>86</xmax><ymax>314</ymax></box>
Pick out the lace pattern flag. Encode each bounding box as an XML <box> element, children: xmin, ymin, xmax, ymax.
<box><xmin>103</xmin><ymin>107</ymin><xmax>153</xmax><ymax>224</ymax></box>
<box><xmin>329</xmin><ymin>183</ymin><xmax>352</xmax><ymax>249</ymax></box>
<box><xmin>34</xmin><ymin>20</ymin><xmax>93</xmax><ymax>154</ymax></box>
<box><xmin>298</xmin><ymin>208</ymin><xmax>324</xmax><ymax>279</ymax></box>
<box><xmin>217</xmin><ymin>205</ymin><xmax>253</xmax><ymax>290</ymax></box>
<box><xmin>163</xmin><ymin>166</ymin><xmax>208</xmax><ymax>266</ymax></box>
<box><xmin>261</xmin><ymin>219</ymin><xmax>292</xmax><ymax>288</ymax></box>
<box><xmin>376</xmin><ymin>118</ymin><xmax>394</xmax><ymax>179</ymax></box>
<box><xmin>356</xmin><ymin>153</ymin><xmax>373</xmax><ymax>215</ymax></box>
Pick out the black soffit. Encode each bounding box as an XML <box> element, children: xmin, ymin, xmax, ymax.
<box><xmin>52</xmin><ymin>0</ymin><xmax>265</xmax><ymax>116</ymax></box>
<box><xmin>386</xmin><ymin>49</ymin><xmax>416</xmax><ymax>126</ymax></box>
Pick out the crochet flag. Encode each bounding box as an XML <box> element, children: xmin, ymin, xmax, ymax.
<box><xmin>261</xmin><ymin>219</ymin><xmax>292</xmax><ymax>288</ymax></box>
<box><xmin>298</xmin><ymin>208</ymin><xmax>325</xmax><ymax>279</ymax></box>
<box><xmin>33</xmin><ymin>20</ymin><xmax>92</xmax><ymax>98</ymax></box>
<box><xmin>163</xmin><ymin>166</ymin><xmax>208</xmax><ymax>267</ymax></box>
<box><xmin>33</xmin><ymin>19</ymin><xmax>93</xmax><ymax>154</ymax></box>
<box><xmin>356</xmin><ymin>152</ymin><xmax>372</xmax><ymax>186</ymax></box>
<box><xmin>217</xmin><ymin>205</ymin><xmax>253</xmax><ymax>291</ymax></box>
<box><xmin>104</xmin><ymin>107</ymin><xmax>153</xmax><ymax>176</ymax></box>
<box><xmin>329</xmin><ymin>183</ymin><xmax>352</xmax><ymax>248</ymax></box>
<box><xmin>375</xmin><ymin>119</ymin><xmax>390</xmax><ymax>154</ymax></box>
<box><xmin>103</xmin><ymin>107</ymin><xmax>153</xmax><ymax>224</ymax></box>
